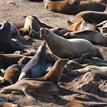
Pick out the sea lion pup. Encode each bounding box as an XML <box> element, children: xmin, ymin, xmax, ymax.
<box><xmin>40</xmin><ymin>27</ymin><xmax>103</xmax><ymax>59</ymax></box>
<box><xmin>64</xmin><ymin>30</ymin><xmax>107</xmax><ymax>46</ymax></box>
<box><xmin>67</xmin><ymin>19</ymin><xmax>96</xmax><ymax>32</ymax></box>
<box><xmin>0</xmin><ymin>64</ymin><xmax>23</xmax><ymax>87</ymax></box>
<box><xmin>0</xmin><ymin>79</ymin><xmax>59</xmax><ymax>99</ymax></box>
<box><xmin>44</xmin><ymin>0</ymin><xmax>106</xmax><ymax>15</ymax></box>
<box><xmin>18</xmin><ymin>41</ymin><xmax>46</xmax><ymax>80</ymax></box>
<box><xmin>38</xmin><ymin>59</ymin><xmax>69</xmax><ymax>83</ymax></box>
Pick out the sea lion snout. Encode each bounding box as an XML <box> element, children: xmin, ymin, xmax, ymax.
<box><xmin>40</xmin><ymin>27</ymin><xmax>49</xmax><ymax>38</ymax></box>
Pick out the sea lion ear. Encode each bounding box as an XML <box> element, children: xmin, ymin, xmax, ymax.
<box><xmin>67</xmin><ymin>20</ymin><xmax>73</xmax><ymax>26</ymax></box>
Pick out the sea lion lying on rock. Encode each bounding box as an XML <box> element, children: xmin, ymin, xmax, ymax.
<box><xmin>0</xmin><ymin>102</ymin><xmax>19</xmax><ymax>107</ymax></box>
<box><xmin>67</xmin><ymin>11</ymin><xmax>107</xmax><ymax>31</ymax></box>
<box><xmin>64</xmin><ymin>30</ymin><xmax>107</xmax><ymax>46</ymax></box>
<box><xmin>0</xmin><ymin>64</ymin><xmax>23</xmax><ymax>87</ymax></box>
<box><xmin>0</xmin><ymin>78</ymin><xmax>59</xmax><ymax>99</ymax></box>
<box><xmin>40</xmin><ymin>27</ymin><xmax>103</xmax><ymax>59</ymax></box>
<box><xmin>44</xmin><ymin>0</ymin><xmax>106</xmax><ymax>15</ymax></box>
<box><xmin>0</xmin><ymin>20</ymin><xmax>24</xmax><ymax>53</ymax></box>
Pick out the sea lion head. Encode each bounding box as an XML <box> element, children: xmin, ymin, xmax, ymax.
<box><xmin>97</xmin><ymin>20</ymin><xmax>107</xmax><ymax>37</ymax></box>
<box><xmin>40</xmin><ymin>27</ymin><xmax>53</xmax><ymax>39</ymax></box>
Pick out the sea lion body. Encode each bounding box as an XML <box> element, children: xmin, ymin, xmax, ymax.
<box><xmin>70</xmin><ymin>11</ymin><xmax>107</xmax><ymax>25</ymax></box>
<box><xmin>39</xmin><ymin>59</ymin><xmax>68</xmax><ymax>83</ymax></box>
<box><xmin>19</xmin><ymin>15</ymin><xmax>41</xmax><ymax>37</ymax></box>
<box><xmin>40</xmin><ymin>28</ymin><xmax>103</xmax><ymax>59</ymax></box>
<box><xmin>64</xmin><ymin>30</ymin><xmax>107</xmax><ymax>46</ymax></box>
<box><xmin>0</xmin><ymin>78</ymin><xmax>59</xmax><ymax>97</ymax></box>
<box><xmin>44</xmin><ymin>0</ymin><xmax>106</xmax><ymax>15</ymax></box>
<box><xmin>18</xmin><ymin>42</ymin><xmax>46</xmax><ymax>80</ymax></box>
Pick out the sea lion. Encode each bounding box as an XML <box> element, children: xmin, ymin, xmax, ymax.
<box><xmin>38</xmin><ymin>59</ymin><xmax>69</xmax><ymax>83</ymax></box>
<box><xmin>19</xmin><ymin>15</ymin><xmax>41</xmax><ymax>38</ymax></box>
<box><xmin>0</xmin><ymin>102</ymin><xmax>19</xmax><ymax>107</ymax></box>
<box><xmin>77</xmin><ymin>65</ymin><xmax>107</xmax><ymax>79</ymax></box>
<box><xmin>0</xmin><ymin>54</ymin><xmax>28</xmax><ymax>69</ymax></box>
<box><xmin>64</xmin><ymin>30</ymin><xmax>107</xmax><ymax>46</ymax></box>
<box><xmin>0</xmin><ymin>78</ymin><xmax>59</xmax><ymax>98</ymax></box>
<box><xmin>64</xmin><ymin>99</ymin><xmax>87</xmax><ymax>107</ymax></box>
<box><xmin>0</xmin><ymin>20</ymin><xmax>24</xmax><ymax>53</ymax></box>
<box><xmin>67</xmin><ymin>19</ymin><xmax>96</xmax><ymax>32</ymax></box>
<box><xmin>44</xmin><ymin>0</ymin><xmax>106</xmax><ymax>15</ymax></box>
<box><xmin>40</xmin><ymin>27</ymin><xmax>103</xmax><ymax>59</ymax></box>
<box><xmin>64</xmin><ymin>98</ymin><xmax>107</xmax><ymax>107</ymax></box>
<box><xmin>0</xmin><ymin>64</ymin><xmax>23</xmax><ymax>87</ymax></box>
<box><xmin>68</xmin><ymin>11</ymin><xmax>107</xmax><ymax>26</ymax></box>
<box><xmin>18</xmin><ymin>41</ymin><xmax>47</xmax><ymax>80</ymax></box>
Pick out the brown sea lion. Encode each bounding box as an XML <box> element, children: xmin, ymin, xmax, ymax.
<box><xmin>67</xmin><ymin>19</ymin><xmax>96</xmax><ymax>32</ymax></box>
<box><xmin>64</xmin><ymin>98</ymin><xmax>107</xmax><ymax>107</ymax></box>
<box><xmin>19</xmin><ymin>15</ymin><xmax>52</xmax><ymax>39</ymax></box>
<box><xmin>0</xmin><ymin>78</ymin><xmax>59</xmax><ymax>98</ymax></box>
<box><xmin>64</xmin><ymin>99</ymin><xmax>87</xmax><ymax>107</ymax></box>
<box><xmin>0</xmin><ymin>54</ymin><xmax>27</xmax><ymax>69</ymax></box>
<box><xmin>44</xmin><ymin>0</ymin><xmax>106</xmax><ymax>15</ymax></box>
<box><xmin>18</xmin><ymin>41</ymin><xmax>47</xmax><ymax>80</ymax></box>
<box><xmin>38</xmin><ymin>59</ymin><xmax>69</xmax><ymax>83</ymax></box>
<box><xmin>19</xmin><ymin>15</ymin><xmax>41</xmax><ymax>37</ymax></box>
<box><xmin>0</xmin><ymin>102</ymin><xmax>19</xmax><ymax>107</ymax></box>
<box><xmin>0</xmin><ymin>64</ymin><xmax>23</xmax><ymax>87</ymax></box>
<box><xmin>68</xmin><ymin>11</ymin><xmax>107</xmax><ymax>26</ymax></box>
<box><xmin>40</xmin><ymin>27</ymin><xmax>103</xmax><ymax>59</ymax></box>
<box><xmin>64</xmin><ymin>30</ymin><xmax>107</xmax><ymax>46</ymax></box>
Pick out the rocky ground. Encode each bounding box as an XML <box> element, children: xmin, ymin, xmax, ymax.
<box><xmin>0</xmin><ymin>0</ymin><xmax>107</xmax><ymax>107</ymax></box>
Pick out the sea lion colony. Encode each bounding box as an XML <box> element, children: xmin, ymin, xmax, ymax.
<box><xmin>1</xmin><ymin>0</ymin><xmax>107</xmax><ymax>107</ymax></box>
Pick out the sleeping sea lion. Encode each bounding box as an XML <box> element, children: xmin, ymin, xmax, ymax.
<box><xmin>0</xmin><ymin>78</ymin><xmax>59</xmax><ymax>99</ymax></box>
<box><xmin>68</xmin><ymin>11</ymin><xmax>107</xmax><ymax>26</ymax></box>
<box><xmin>64</xmin><ymin>30</ymin><xmax>107</xmax><ymax>46</ymax></box>
<box><xmin>40</xmin><ymin>27</ymin><xmax>103</xmax><ymax>59</ymax></box>
<box><xmin>18</xmin><ymin>41</ymin><xmax>47</xmax><ymax>80</ymax></box>
<box><xmin>44</xmin><ymin>0</ymin><xmax>106</xmax><ymax>15</ymax></box>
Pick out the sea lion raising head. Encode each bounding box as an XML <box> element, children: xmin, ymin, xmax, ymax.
<box><xmin>40</xmin><ymin>27</ymin><xmax>103</xmax><ymax>59</ymax></box>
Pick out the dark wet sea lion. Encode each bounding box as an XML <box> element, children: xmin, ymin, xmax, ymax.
<box><xmin>44</xmin><ymin>0</ymin><xmax>106</xmax><ymax>15</ymax></box>
<box><xmin>40</xmin><ymin>27</ymin><xmax>103</xmax><ymax>59</ymax></box>
<box><xmin>18</xmin><ymin>41</ymin><xmax>47</xmax><ymax>80</ymax></box>
<box><xmin>0</xmin><ymin>78</ymin><xmax>59</xmax><ymax>98</ymax></box>
<box><xmin>0</xmin><ymin>54</ymin><xmax>26</xmax><ymax>68</ymax></box>
<box><xmin>0</xmin><ymin>64</ymin><xmax>23</xmax><ymax>87</ymax></box>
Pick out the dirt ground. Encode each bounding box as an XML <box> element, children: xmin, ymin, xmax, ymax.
<box><xmin>1</xmin><ymin>0</ymin><xmax>107</xmax><ymax>107</ymax></box>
